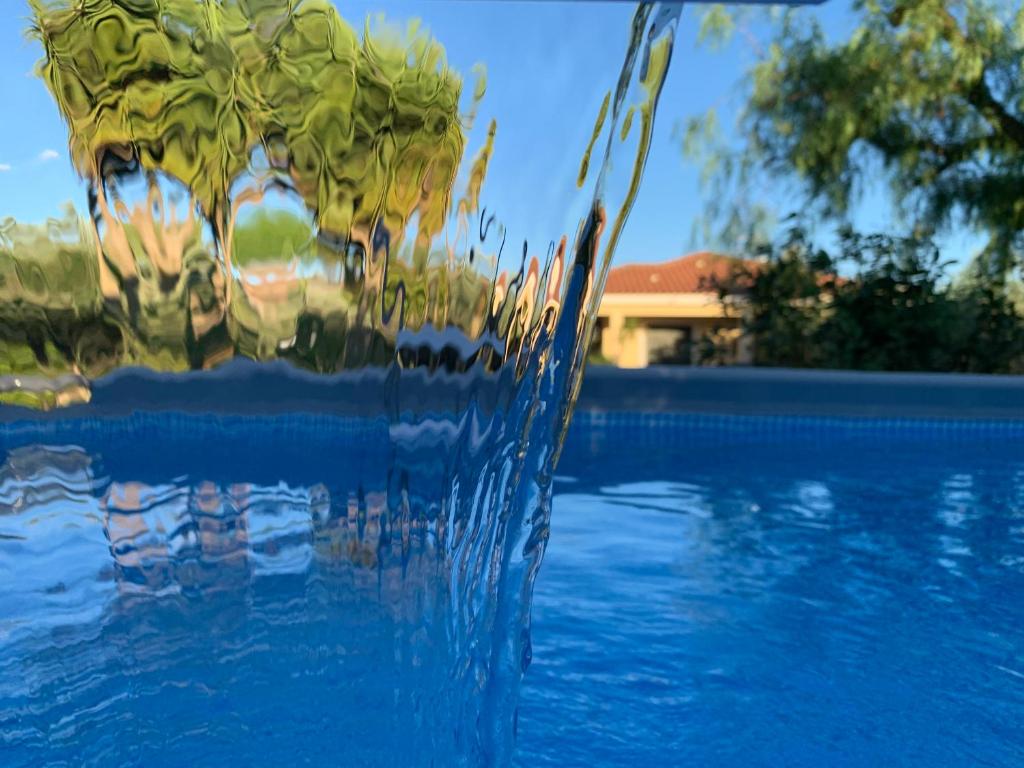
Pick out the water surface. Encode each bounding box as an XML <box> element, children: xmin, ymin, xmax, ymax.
<box><xmin>519</xmin><ymin>416</ymin><xmax>1024</xmax><ymax>767</ymax></box>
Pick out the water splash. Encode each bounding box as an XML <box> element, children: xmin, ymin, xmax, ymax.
<box><xmin>1</xmin><ymin>1</ymin><xmax>678</xmax><ymax>764</ymax></box>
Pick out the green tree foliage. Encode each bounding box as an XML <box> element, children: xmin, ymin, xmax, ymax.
<box><xmin>817</xmin><ymin>231</ymin><xmax>958</xmax><ymax>371</ymax></box>
<box><xmin>724</xmin><ymin>227</ymin><xmax>828</xmax><ymax>367</ymax></box>
<box><xmin>723</xmin><ymin>220</ymin><xmax>1024</xmax><ymax>372</ymax></box>
<box><xmin>0</xmin><ymin>207</ymin><xmax>122</xmax><ymax>378</ymax></box>
<box><xmin>30</xmin><ymin>0</ymin><xmax>465</xmax><ymax>249</ymax></box>
<box><xmin>232</xmin><ymin>209</ymin><xmax>314</xmax><ymax>267</ymax></box>
<box><xmin>687</xmin><ymin>0</ymin><xmax>1024</xmax><ymax>262</ymax></box>
<box><xmin>949</xmin><ymin>253</ymin><xmax>1024</xmax><ymax>370</ymax></box>
<box><xmin>0</xmin><ymin>206</ymin><xmax>99</xmax><ymax>313</ymax></box>
<box><xmin>13</xmin><ymin>1</ymin><xmax>480</xmax><ymax>384</ymax></box>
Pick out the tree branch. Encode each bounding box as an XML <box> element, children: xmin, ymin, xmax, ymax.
<box><xmin>967</xmin><ymin>76</ymin><xmax>1024</xmax><ymax>150</ymax></box>
<box><xmin>928</xmin><ymin>5</ymin><xmax>1024</xmax><ymax>149</ymax></box>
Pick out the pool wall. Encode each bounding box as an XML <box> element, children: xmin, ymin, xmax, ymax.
<box><xmin>577</xmin><ymin>365</ymin><xmax>1024</xmax><ymax>420</ymax></box>
<box><xmin>4</xmin><ymin>363</ymin><xmax>1024</xmax><ymax>424</ymax></box>
<box><xmin>567</xmin><ymin>366</ymin><xmax>1024</xmax><ymax>447</ymax></box>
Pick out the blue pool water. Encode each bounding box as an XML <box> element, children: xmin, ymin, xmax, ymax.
<box><xmin>518</xmin><ymin>415</ymin><xmax>1024</xmax><ymax>767</ymax></box>
<box><xmin>3</xmin><ymin>411</ymin><xmax>1024</xmax><ymax>765</ymax></box>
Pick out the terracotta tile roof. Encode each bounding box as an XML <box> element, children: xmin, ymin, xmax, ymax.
<box><xmin>605</xmin><ymin>252</ymin><xmax>750</xmax><ymax>294</ymax></box>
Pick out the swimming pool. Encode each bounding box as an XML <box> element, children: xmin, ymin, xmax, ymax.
<box><xmin>518</xmin><ymin>410</ymin><xmax>1024</xmax><ymax>767</ymax></box>
<box><xmin>15</xmin><ymin>0</ymin><xmax>1005</xmax><ymax>762</ymax></box>
<box><xmin>4</xmin><ymin>391</ymin><xmax>1023</xmax><ymax>766</ymax></box>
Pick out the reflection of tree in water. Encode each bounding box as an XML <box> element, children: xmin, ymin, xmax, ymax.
<box><xmin>0</xmin><ymin>441</ymin><xmax>462</xmax><ymax>765</ymax></box>
<box><xmin>0</xmin><ymin>441</ymin><xmax>445</xmax><ymax>609</ymax></box>
<box><xmin>98</xmin><ymin>477</ymin><xmax>445</xmax><ymax>597</ymax></box>
<box><xmin>102</xmin><ymin>479</ymin><xmax>252</xmax><ymax>595</ymax></box>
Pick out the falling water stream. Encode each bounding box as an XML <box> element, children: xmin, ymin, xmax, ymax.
<box><xmin>0</xmin><ymin>2</ymin><xmax>678</xmax><ymax>764</ymax></box>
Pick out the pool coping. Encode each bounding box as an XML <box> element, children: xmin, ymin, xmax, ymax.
<box><xmin>576</xmin><ymin>366</ymin><xmax>1024</xmax><ymax>421</ymax></box>
<box><xmin>2</xmin><ymin>363</ymin><xmax>1024</xmax><ymax>422</ymax></box>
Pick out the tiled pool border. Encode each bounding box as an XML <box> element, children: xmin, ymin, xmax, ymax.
<box><xmin>3</xmin><ymin>365</ymin><xmax>1024</xmax><ymax>439</ymax></box>
<box><xmin>567</xmin><ymin>409</ymin><xmax>1024</xmax><ymax>445</ymax></box>
<box><xmin>577</xmin><ymin>366</ymin><xmax>1024</xmax><ymax>421</ymax></box>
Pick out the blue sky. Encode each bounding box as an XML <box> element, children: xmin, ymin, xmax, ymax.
<box><xmin>0</xmin><ymin>1</ymin><xmax>984</xmax><ymax>268</ymax></box>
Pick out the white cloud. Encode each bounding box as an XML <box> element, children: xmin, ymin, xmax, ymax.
<box><xmin>0</xmin><ymin>164</ymin><xmax>11</xmax><ymax>172</ymax></box>
<box><xmin>38</xmin><ymin>149</ymin><xmax>60</xmax><ymax>162</ymax></box>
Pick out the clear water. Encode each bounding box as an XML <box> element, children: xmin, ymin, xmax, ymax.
<box><xmin>5</xmin><ymin>411</ymin><xmax>1024</xmax><ymax>765</ymax></box>
<box><xmin>16</xmin><ymin>2</ymin><xmax>1019</xmax><ymax>765</ymax></box>
<box><xmin>0</xmin><ymin>398</ymin><xmax>574</xmax><ymax>766</ymax></box>
<box><xmin>2</xmin><ymin>2</ymin><xmax>680</xmax><ymax>762</ymax></box>
<box><xmin>518</xmin><ymin>415</ymin><xmax>1024</xmax><ymax>767</ymax></box>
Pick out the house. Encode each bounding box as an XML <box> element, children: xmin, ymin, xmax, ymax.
<box><xmin>594</xmin><ymin>252</ymin><xmax>753</xmax><ymax>367</ymax></box>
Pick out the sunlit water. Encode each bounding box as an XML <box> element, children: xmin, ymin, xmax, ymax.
<box><xmin>518</xmin><ymin>416</ymin><xmax>1024</xmax><ymax>767</ymax></box>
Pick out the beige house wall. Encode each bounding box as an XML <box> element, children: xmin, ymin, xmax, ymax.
<box><xmin>596</xmin><ymin>292</ymin><xmax>749</xmax><ymax>368</ymax></box>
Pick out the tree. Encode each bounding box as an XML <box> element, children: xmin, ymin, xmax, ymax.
<box><xmin>686</xmin><ymin>0</ymin><xmax>1024</xmax><ymax>264</ymax></box>
<box><xmin>21</xmin><ymin>1</ymin><xmax>486</xmax><ymax>375</ymax></box>
<box><xmin>949</xmin><ymin>253</ymin><xmax>1024</xmax><ymax>372</ymax></box>
<box><xmin>818</xmin><ymin>230</ymin><xmax>958</xmax><ymax>371</ymax></box>
<box><xmin>232</xmin><ymin>209</ymin><xmax>314</xmax><ymax>267</ymax></box>
<box><xmin>719</xmin><ymin>225</ymin><xmax>829</xmax><ymax>367</ymax></box>
<box><xmin>721</xmin><ymin>219</ymin><xmax>1024</xmax><ymax>373</ymax></box>
<box><xmin>30</xmin><ymin>0</ymin><xmax>467</xmax><ymax>290</ymax></box>
<box><xmin>0</xmin><ymin>207</ymin><xmax>123</xmax><ymax>379</ymax></box>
